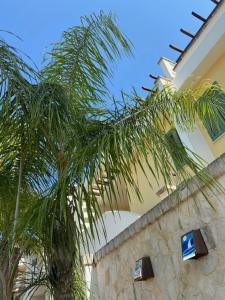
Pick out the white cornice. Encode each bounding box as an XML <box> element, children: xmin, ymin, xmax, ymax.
<box><xmin>174</xmin><ymin>1</ymin><xmax>225</xmax><ymax>89</ymax></box>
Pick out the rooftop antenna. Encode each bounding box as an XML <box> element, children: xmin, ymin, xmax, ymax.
<box><xmin>191</xmin><ymin>11</ymin><xmax>207</xmax><ymax>22</ymax></box>
<box><xmin>180</xmin><ymin>28</ymin><xmax>195</xmax><ymax>39</ymax></box>
<box><xmin>169</xmin><ymin>44</ymin><xmax>184</xmax><ymax>54</ymax></box>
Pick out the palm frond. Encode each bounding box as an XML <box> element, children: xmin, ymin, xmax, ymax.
<box><xmin>42</xmin><ymin>11</ymin><xmax>132</xmax><ymax>104</ymax></box>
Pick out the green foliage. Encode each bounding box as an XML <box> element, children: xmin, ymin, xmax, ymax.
<box><xmin>43</xmin><ymin>11</ymin><xmax>131</xmax><ymax>104</ymax></box>
<box><xmin>197</xmin><ymin>82</ymin><xmax>225</xmax><ymax>140</ymax></box>
<box><xmin>0</xmin><ymin>12</ymin><xmax>223</xmax><ymax>299</ymax></box>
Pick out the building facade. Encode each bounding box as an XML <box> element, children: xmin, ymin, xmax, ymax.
<box><xmin>89</xmin><ymin>1</ymin><xmax>225</xmax><ymax>299</ymax></box>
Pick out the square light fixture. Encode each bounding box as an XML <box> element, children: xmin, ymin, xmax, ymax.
<box><xmin>181</xmin><ymin>229</ymin><xmax>208</xmax><ymax>261</ymax></box>
<box><xmin>134</xmin><ymin>256</ymin><xmax>154</xmax><ymax>281</ymax></box>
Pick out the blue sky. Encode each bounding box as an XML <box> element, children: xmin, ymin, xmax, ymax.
<box><xmin>1</xmin><ymin>0</ymin><xmax>214</xmax><ymax>99</ymax></box>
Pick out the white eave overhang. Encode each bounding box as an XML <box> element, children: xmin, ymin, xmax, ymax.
<box><xmin>174</xmin><ymin>0</ymin><xmax>225</xmax><ymax>89</ymax></box>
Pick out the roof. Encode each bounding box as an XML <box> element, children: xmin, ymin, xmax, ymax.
<box><xmin>174</xmin><ymin>0</ymin><xmax>224</xmax><ymax>70</ymax></box>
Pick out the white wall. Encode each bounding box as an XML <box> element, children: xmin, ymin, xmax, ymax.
<box><xmin>84</xmin><ymin>210</ymin><xmax>140</xmax><ymax>299</ymax></box>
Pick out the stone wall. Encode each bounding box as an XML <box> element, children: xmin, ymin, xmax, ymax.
<box><xmin>92</xmin><ymin>153</ymin><xmax>225</xmax><ymax>300</ymax></box>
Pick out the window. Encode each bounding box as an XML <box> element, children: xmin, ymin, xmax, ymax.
<box><xmin>165</xmin><ymin>128</ymin><xmax>186</xmax><ymax>170</ymax></box>
<box><xmin>198</xmin><ymin>82</ymin><xmax>225</xmax><ymax>141</ymax></box>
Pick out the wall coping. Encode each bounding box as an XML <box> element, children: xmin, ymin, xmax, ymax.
<box><xmin>93</xmin><ymin>153</ymin><xmax>225</xmax><ymax>263</ymax></box>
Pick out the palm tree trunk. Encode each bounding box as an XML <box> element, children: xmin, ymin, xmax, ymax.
<box><xmin>5</xmin><ymin>278</ymin><xmax>13</xmax><ymax>300</ymax></box>
<box><xmin>54</xmin><ymin>292</ymin><xmax>73</xmax><ymax>300</ymax></box>
<box><xmin>48</xmin><ymin>216</ymin><xmax>75</xmax><ymax>300</ymax></box>
<box><xmin>0</xmin><ymin>269</ymin><xmax>6</xmax><ymax>300</ymax></box>
<box><xmin>13</xmin><ymin>158</ymin><xmax>23</xmax><ymax>237</ymax></box>
<box><xmin>53</xmin><ymin>274</ymin><xmax>73</xmax><ymax>300</ymax></box>
<box><xmin>49</xmin><ymin>255</ymin><xmax>74</xmax><ymax>300</ymax></box>
<box><xmin>0</xmin><ymin>274</ymin><xmax>13</xmax><ymax>300</ymax></box>
<box><xmin>0</xmin><ymin>247</ymin><xmax>20</xmax><ymax>300</ymax></box>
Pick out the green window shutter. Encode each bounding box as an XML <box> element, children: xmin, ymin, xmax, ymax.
<box><xmin>165</xmin><ymin>128</ymin><xmax>186</xmax><ymax>170</ymax></box>
<box><xmin>199</xmin><ymin>82</ymin><xmax>225</xmax><ymax>141</ymax></box>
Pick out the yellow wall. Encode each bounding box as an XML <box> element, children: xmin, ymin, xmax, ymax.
<box><xmin>126</xmin><ymin>52</ymin><xmax>225</xmax><ymax>215</ymax></box>
<box><xmin>197</xmin><ymin>52</ymin><xmax>225</xmax><ymax>159</ymax></box>
<box><xmin>127</xmin><ymin>121</ymin><xmax>177</xmax><ymax>214</ymax></box>
<box><xmin>100</xmin><ymin>177</ymin><xmax>130</xmax><ymax>213</ymax></box>
<box><xmin>99</xmin><ymin>49</ymin><xmax>225</xmax><ymax>216</ymax></box>
<box><xmin>127</xmin><ymin>156</ymin><xmax>164</xmax><ymax>214</ymax></box>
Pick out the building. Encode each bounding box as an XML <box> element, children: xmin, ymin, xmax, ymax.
<box><xmin>88</xmin><ymin>1</ymin><xmax>225</xmax><ymax>299</ymax></box>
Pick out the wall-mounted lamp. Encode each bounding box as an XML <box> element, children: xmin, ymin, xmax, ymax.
<box><xmin>181</xmin><ymin>229</ymin><xmax>208</xmax><ymax>261</ymax></box>
<box><xmin>134</xmin><ymin>256</ymin><xmax>154</xmax><ymax>281</ymax></box>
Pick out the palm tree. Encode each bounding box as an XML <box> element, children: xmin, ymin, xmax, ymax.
<box><xmin>0</xmin><ymin>33</ymin><xmax>43</xmax><ymax>298</ymax></box>
<box><xmin>0</xmin><ymin>12</ymin><xmax>224</xmax><ymax>299</ymax></box>
<box><xmin>0</xmin><ymin>12</ymin><xmax>133</xmax><ymax>298</ymax></box>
